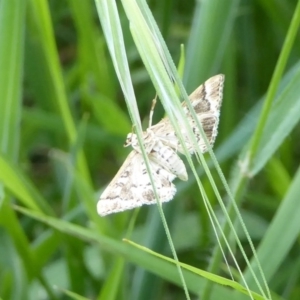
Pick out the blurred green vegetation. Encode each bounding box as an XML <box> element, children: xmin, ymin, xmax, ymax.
<box><xmin>0</xmin><ymin>0</ymin><xmax>300</xmax><ymax>299</ymax></box>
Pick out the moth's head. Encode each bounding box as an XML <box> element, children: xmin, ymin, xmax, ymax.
<box><xmin>124</xmin><ymin>133</ymin><xmax>137</xmax><ymax>147</ymax></box>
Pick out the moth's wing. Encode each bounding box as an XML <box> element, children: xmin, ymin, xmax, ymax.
<box><xmin>183</xmin><ymin>74</ymin><xmax>224</xmax><ymax>150</ymax></box>
<box><xmin>151</xmin><ymin>74</ymin><xmax>224</xmax><ymax>153</ymax></box>
<box><xmin>97</xmin><ymin>151</ymin><xmax>176</xmax><ymax>216</ymax></box>
<box><xmin>97</xmin><ymin>151</ymin><xmax>140</xmax><ymax>216</ymax></box>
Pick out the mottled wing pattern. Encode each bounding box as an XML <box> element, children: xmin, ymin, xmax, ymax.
<box><xmin>97</xmin><ymin>151</ymin><xmax>176</xmax><ymax>216</ymax></box>
<box><xmin>151</xmin><ymin>74</ymin><xmax>224</xmax><ymax>153</ymax></box>
<box><xmin>97</xmin><ymin>74</ymin><xmax>224</xmax><ymax>216</ymax></box>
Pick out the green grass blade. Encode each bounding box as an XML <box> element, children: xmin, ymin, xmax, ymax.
<box><xmin>15</xmin><ymin>205</ymin><xmax>258</xmax><ymax>300</ymax></box>
<box><xmin>243</xmin><ymin>165</ymin><xmax>300</xmax><ymax>287</ymax></box>
<box><xmin>184</xmin><ymin>0</ymin><xmax>239</xmax><ymax>89</ymax></box>
<box><xmin>251</xmin><ymin>63</ymin><xmax>300</xmax><ymax>175</ymax></box>
<box><xmin>247</xmin><ymin>0</ymin><xmax>300</xmax><ymax>166</ymax></box>
<box><xmin>28</xmin><ymin>0</ymin><xmax>91</xmax><ymax>185</ymax></box>
<box><xmin>0</xmin><ymin>0</ymin><xmax>24</xmax><ymax>158</ymax></box>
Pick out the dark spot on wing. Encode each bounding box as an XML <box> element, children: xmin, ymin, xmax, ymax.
<box><xmin>143</xmin><ymin>189</ymin><xmax>154</xmax><ymax>201</ymax></box>
<box><xmin>194</xmin><ymin>99</ymin><xmax>211</xmax><ymax>113</ymax></box>
<box><xmin>121</xmin><ymin>170</ymin><xmax>130</xmax><ymax>178</ymax></box>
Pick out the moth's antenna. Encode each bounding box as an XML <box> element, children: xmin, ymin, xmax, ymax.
<box><xmin>149</xmin><ymin>95</ymin><xmax>157</xmax><ymax>128</ymax></box>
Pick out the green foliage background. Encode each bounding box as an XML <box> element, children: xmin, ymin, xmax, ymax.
<box><xmin>0</xmin><ymin>0</ymin><xmax>300</xmax><ymax>299</ymax></box>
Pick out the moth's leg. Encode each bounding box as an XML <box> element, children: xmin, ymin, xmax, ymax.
<box><xmin>149</xmin><ymin>95</ymin><xmax>157</xmax><ymax>128</ymax></box>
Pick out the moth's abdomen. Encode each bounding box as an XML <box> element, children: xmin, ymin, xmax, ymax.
<box><xmin>149</xmin><ymin>142</ymin><xmax>188</xmax><ymax>181</ymax></box>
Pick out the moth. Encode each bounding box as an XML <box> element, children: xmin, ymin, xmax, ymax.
<box><xmin>97</xmin><ymin>74</ymin><xmax>224</xmax><ymax>216</ymax></box>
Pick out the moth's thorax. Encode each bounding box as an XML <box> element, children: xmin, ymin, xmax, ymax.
<box><xmin>124</xmin><ymin>129</ymin><xmax>156</xmax><ymax>153</ymax></box>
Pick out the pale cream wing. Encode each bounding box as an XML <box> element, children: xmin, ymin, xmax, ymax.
<box><xmin>151</xmin><ymin>74</ymin><xmax>224</xmax><ymax>153</ymax></box>
<box><xmin>97</xmin><ymin>151</ymin><xmax>176</xmax><ymax>216</ymax></box>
